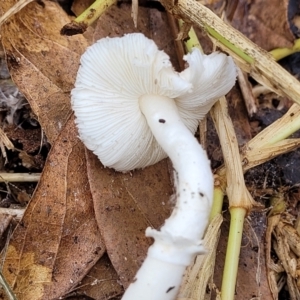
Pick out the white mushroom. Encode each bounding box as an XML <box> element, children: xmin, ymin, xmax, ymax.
<box><xmin>72</xmin><ymin>33</ymin><xmax>236</xmax><ymax>300</ymax></box>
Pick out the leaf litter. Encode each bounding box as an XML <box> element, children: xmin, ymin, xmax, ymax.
<box><xmin>0</xmin><ymin>1</ymin><xmax>176</xmax><ymax>299</ymax></box>
<box><xmin>0</xmin><ymin>0</ymin><xmax>299</xmax><ymax>300</ymax></box>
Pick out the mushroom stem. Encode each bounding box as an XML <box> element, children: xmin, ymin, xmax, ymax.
<box><xmin>122</xmin><ymin>95</ymin><xmax>213</xmax><ymax>299</ymax></box>
<box><xmin>140</xmin><ymin>95</ymin><xmax>213</xmax><ymax>238</ymax></box>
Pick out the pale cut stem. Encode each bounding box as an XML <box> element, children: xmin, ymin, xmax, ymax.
<box><xmin>0</xmin><ymin>173</ymin><xmax>40</xmax><ymax>182</ymax></box>
<box><xmin>221</xmin><ymin>207</ymin><xmax>247</xmax><ymax>300</ymax></box>
<box><xmin>237</xmin><ymin>67</ymin><xmax>257</xmax><ymax>117</ymax></box>
<box><xmin>0</xmin><ymin>208</ymin><xmax>25</xmax><ymax>219</ymax></box>
<box><xmin>122</xmin><ymin>95</ymin><xmax>213</xmax><ymax>299</ymax></box>
<box><xmin>0</xmin><ymin>0</ymin><xmax>34</xmax><ymax>26</ymax></box>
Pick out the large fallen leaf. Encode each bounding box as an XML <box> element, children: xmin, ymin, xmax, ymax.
<box><xmin>65</xmin><ymin>253</ymin><xmax>124</xmax><ymax>299</ymax></box>
<box><xmin>228</xmin><ymin>0</ymin><xmax>294</xmax><ymax>51</ymax></box>
<box><xmin>86</xmin><ymin>150</ymin><xmax>173</xmax><ymax>288</ymax></box>
<box><xmin>3</xmin><ymin>115</ymin><xmax>105</xmax><ymax>300</ymax></box>
<box><xmin>0</xmin><ymin>0</ymin><xmax>87</xmax><ymax>143</ymax></box>
<box><xmin>0</xmin><ymin>2</ymin><xmax>113</xmax><ymax>299</ymax></box>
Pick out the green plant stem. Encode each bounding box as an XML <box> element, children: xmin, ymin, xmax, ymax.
<box><xmin>74</xmin><ymin>0</ymin><xmax>116</xmax><ymax>26</ymax></box>
<box><xmin>270</xmin><ymin>39</ymin><xmax>300</xmax><ymax>61</ymax></box>
<box><xmin>267</xmin><ymin>116</ymin><xmax>300</xmax><ymax>146</ymax></box>
<box><xmin>210</xmin><ymin>186</ymin><xmax>224</xmax><ymax>221</ymax></box>
<box><xmin>177</xmin><ymin>13</ymin><xmax>254</xmax><ymax>64</ymax></box>
<box><xmin>185</xmin><ymin>26</ymin><xmax>202</xmax><ymax>52</ymax></box>
<box><xmin>270</xmin><ymin>48</ymin><xmax>297</xmax><ymax>61</ymax></box>
<box><xmin>246</xmin><ymin>104</ymin><xmax>300</xmax><ymax>152</ymax></box>
<box><xmin>205</xmin><ymin>26</ymin><xmax>254</xmax><ymax>64</ymax></box>
<box><xmin>221</xmin><ymin>207</ymin><xmax>247</xmax><ymax>300</ymax></box>
<box><xmin>178</xmin><ymin>20</ymin><xmax>203</xmax><ymax>52</ymax></box>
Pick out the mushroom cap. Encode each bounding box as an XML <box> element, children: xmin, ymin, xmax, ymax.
<box><xmin>71</xmin><ymin>33</ymin><xmax>236</xmax><ymax>171</ymax></box>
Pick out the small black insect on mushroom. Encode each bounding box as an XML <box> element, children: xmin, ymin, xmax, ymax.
<box><xmin>166</xmin><ymin>286</ymin><xmax>175</xmax><ymax>293</ymax></box>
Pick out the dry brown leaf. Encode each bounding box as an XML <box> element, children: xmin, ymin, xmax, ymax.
<box><xmin>3</xmin><ymin>115</ymin><xmax>105</xmax><ymax>300</ymax></box>
<box><xmin>86</xmin><ymin>150</ymin><xmax>173</xmax><ymax>288</ymax></box>
<box><xmin>0</xmin><ymin>0</ymin><xmax>88</xmax><ymax>143</ymax></box>
<box><xmin>66</xmin><ymin>253</ymin><xmax>124</xmax><ymax>300</ymax></box>
<box><xmin>72</xmin><ymin>0</ymin><xmax>94</xmax><ymax>16</ymax></box>
<box><xmin>229</xmin><ymin>0</ymin><xmax>294</xmax><ymax>51</ymax></box>
<box><xmin>0</xmin><ymin>3</ymin><xmax>109</xmax><ymax>298</ymax></box>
